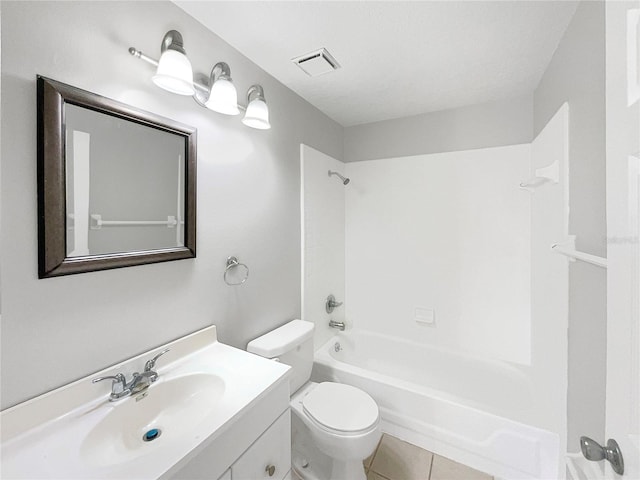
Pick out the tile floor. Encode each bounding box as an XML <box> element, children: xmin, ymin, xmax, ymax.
<box><xmin>364</xmin><ymin>433</ymin><xmax>493</xmax><ymax>480</ymax></box>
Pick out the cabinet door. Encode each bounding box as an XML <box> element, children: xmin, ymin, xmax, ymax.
<box><xmin>232</xmin><ymin>410</ymin><xmax>291</xmax><ymax>480</ymax></box>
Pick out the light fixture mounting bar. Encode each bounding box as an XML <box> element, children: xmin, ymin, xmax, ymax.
<box><xmin>128</xmin><ymin>47</ymin><xmax>159</xmax><ymax>67</ymax></box>
<box><xmin>128</xmin><ymin>47</ymin><xmax>208</xmax><ymax>94</ymax></box>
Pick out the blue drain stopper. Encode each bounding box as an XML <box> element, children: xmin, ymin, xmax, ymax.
<box><xmin>144</xmin><ymin>429</ymin><xmax>160</xmax><ymax>441</ymax></box>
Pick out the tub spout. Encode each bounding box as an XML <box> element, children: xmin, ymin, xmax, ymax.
<box><xmin>329</xmin><ymin>320</ymin><xmax>345</xmax><ymax>331</ymax></box>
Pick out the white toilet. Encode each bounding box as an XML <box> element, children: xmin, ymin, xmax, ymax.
<box><xmin>247</xmin><ymin>319</ymin><xmax>381</xmax><ymax>480</ymax></box>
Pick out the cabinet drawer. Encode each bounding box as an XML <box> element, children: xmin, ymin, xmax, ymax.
<box><xmin>232</xmin><ymin>410</ymin><xmax>291</xmax><ymax>480</ymax></box>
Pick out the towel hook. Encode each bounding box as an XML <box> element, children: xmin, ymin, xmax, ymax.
<box><xmin>224</xmin><ymin>256</ymin><xmax>249</xmax><ymax>286</ymax></box>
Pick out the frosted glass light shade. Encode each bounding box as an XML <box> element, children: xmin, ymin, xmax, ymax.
<box><xmin>242</xmin><ymin>98</ymin><xmax>271</xmax><ymax>130</ymax></box>
<box><xmin>152</xmin><ymin>50</ymin><xmax>195</xmax><ymax>96</ymax></box>
<box><xmin>205</xmin><ymin>78</ymin><xmax>239</xmax><ymax>115</ymax></box>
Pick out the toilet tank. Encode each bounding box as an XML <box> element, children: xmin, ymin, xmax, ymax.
<box><xmin>247</xmin><ymin>319</ymin><xmax>315</xmax><ymax>394</ymax></box>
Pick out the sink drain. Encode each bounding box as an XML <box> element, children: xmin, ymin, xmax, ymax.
<box><xmin>142</xmin><ymin>428</ymin><xmax>162</xmax><ymax>442</ymax></box>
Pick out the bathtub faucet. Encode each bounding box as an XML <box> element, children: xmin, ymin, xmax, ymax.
<box><xmin>329</xmin><ymin>320</ymin><xmax>345</xmax><ymax>331</ymax></box>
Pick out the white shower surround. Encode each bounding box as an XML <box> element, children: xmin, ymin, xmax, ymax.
<box><xmin>345</xmin><ymin>145</ymin><xmax>532</xmax><ymax>365</ymax></box>
<box><xmin>302</xmin><ymin>128</ymin><xmax>569</xmax><ymax>478</ymax></box>
<box><xmin>301</xmin><ymin>145</ymin><xmax>346</xmax><ymax>349</ymax></box>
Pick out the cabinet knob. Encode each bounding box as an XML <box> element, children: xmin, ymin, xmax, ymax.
<box><xmin>265</xmin><ymin>464</ymin><xmax>276</xmax><ymax>477</ymax></box>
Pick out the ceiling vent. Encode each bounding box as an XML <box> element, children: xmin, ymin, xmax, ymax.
<box><xmin>292</xmin><ymin>48</ymin><xmax>341</xmax><ymax>77</ymax></box>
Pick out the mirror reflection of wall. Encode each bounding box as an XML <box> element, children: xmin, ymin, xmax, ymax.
<box><xmin>65</xmin><ymin>105</ymin><xmax>185</xmax><ymax>257</ymax></box>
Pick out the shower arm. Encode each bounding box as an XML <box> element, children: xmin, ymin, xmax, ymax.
<box><xmin>328</xmin><ymin>170</ymin><xmax>350</xmax><ymax>185</ymax></box>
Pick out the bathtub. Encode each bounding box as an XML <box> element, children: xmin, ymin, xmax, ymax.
<box><xmin>312</xmin><ymin>330</ymin><xmax>560</xmax><ymax>480</ymax></box>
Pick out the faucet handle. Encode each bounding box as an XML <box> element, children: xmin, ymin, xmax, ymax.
<box><xmin>325</xmin><ymin>294</ymin><xmax>344</xmax><ymax>313</ymax></box>
<box><xmin>144</xmin><ymin>348</ymin><xmax>170</xmax><ymax>372</ymax></box>
<box><xmin>92</xmin><ymin>373</ymin><xmax>127</xmax><ymax>392</ymax></box>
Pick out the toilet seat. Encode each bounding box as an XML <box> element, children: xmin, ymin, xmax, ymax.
<box><xmin>302</xmin><ymin>382</ymin><xmax>379</xmax><ymax>435</ymax></box>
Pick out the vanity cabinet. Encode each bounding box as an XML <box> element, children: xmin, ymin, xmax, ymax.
<box><xmin>169</xmin><ymin>408</ymin><xmax>291</xmax><ymax>480</ymax></box>
<box><xmin>232</xmin><ymin>410</ymin><xmax>291</xmax><ymax>480</ymax></box>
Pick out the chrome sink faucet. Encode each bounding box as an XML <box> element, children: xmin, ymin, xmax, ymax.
<box><xmin>93</xmin><ymin>349</ymin><xmax>170</xmax><ymax>401</ymax></box>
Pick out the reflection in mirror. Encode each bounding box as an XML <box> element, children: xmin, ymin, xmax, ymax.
<box><xmin>37</xmin><ymin>76</ymin><xmax>197</xmax><ymax>278</ymax></box>
<box><xmin>65</xmin><ymin>105</ymin><xmax>186</xmax><ymax>257</ymax></box>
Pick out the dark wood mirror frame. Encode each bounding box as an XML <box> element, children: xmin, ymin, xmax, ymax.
<box><xmin>37</xmin><ymin>76</ymin><xmax>197</xmax><ymax>278</ymax></box>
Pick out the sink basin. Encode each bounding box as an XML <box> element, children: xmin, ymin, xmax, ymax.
<box><xmin>1</xmin><ymin>327</ymin><xmax>291</xmax><ymax>480</ymax></box>
<box><xmin>81</xmin><ymin>373</ymin><xmax>225</xmax><ymax>467</ymax></box>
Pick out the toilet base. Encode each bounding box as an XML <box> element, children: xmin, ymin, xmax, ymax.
<box><xmin>292</xmin><ymin>410</ymin><xmax>331</xmax><ymax>480</ymax></box>
<box><xmin>292</xmin><ymin>447</ymin><xmax>328</xmax><ymax>480</ymax></box>
<box><xmin>292</xmin><ymin>445</ymin><xmax>367</xmax><ymax>480</ymax></box>
<box><xmin>292</xmin><ymin>405</ymin><xmax>368</xmax><ymax>480</ymax></box>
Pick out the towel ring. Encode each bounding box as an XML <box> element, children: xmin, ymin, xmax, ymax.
<box><xmin>224</xmin><ymin>256</ymin><xmax>249</xmax><ymax>286</ymax></box>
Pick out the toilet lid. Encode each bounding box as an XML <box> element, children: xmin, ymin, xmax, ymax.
<box><xmin>302</xmin><ymin>382</ymin><xmax>379</xmax><ymax>434</ymax></box>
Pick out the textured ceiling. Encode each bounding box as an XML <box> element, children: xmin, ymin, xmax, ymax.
<box><xmin>175</xmin><ymin>1</ymin><xmax>578</xmax><ymax>127</ymax></box>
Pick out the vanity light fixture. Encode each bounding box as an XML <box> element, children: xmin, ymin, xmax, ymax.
<box><xmin>129</xmin><ymin>30</ymin><xmax>271</xmax><ymax>129</ymax></box>
<box><xmin>205</xmin><ymin>63</ymin><xmax>239</xmax><ymax>115</ymax></box>
<box><xmin>242</xmin><ymin>85</ymin><xmax>271</xmax><ymax>130</ymax></box>
<box><xmin>151</xmin><ymin>30</ymin><xmax>195</xmax><ymax>96</ymax></box>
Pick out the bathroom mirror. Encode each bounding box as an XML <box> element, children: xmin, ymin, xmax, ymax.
<box><xmin>37</xmin><ymin>76</ymin><xmax>197</xmax><ymax>278</ymax></box>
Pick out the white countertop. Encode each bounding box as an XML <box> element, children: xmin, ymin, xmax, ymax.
<box><xmin>0</xmin><ymin>326</ymin><xmax>290</xmax><ymax>479</ymax></box>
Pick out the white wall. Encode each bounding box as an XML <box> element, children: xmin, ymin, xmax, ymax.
<box><xmin>533</xmin><ymin>1</ymin><xmax>606</xmax><ymax>451</ymax></box>
<box><xmin>528</xmin><ymin>104</ymin><xmax>570</xmax><ymax>468</ymax></box>
<box><xmin>301</xmin><ymin>145</ymin><xmax>345</xmax><ymax>348</ymax></box>
<box><xmin>344</xmin><ymin>94</ymin><xmax>533</xmax><ymax>163</ymax></box>
<box><xmin>0</xmin><ymin>1</ymin><xmax>343</xmax><ymax>409</ymax></box>
<box><xmin>344</xmin><ymin>145</ymin><xmax>532</xmax><ymax>365</ymax></box>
